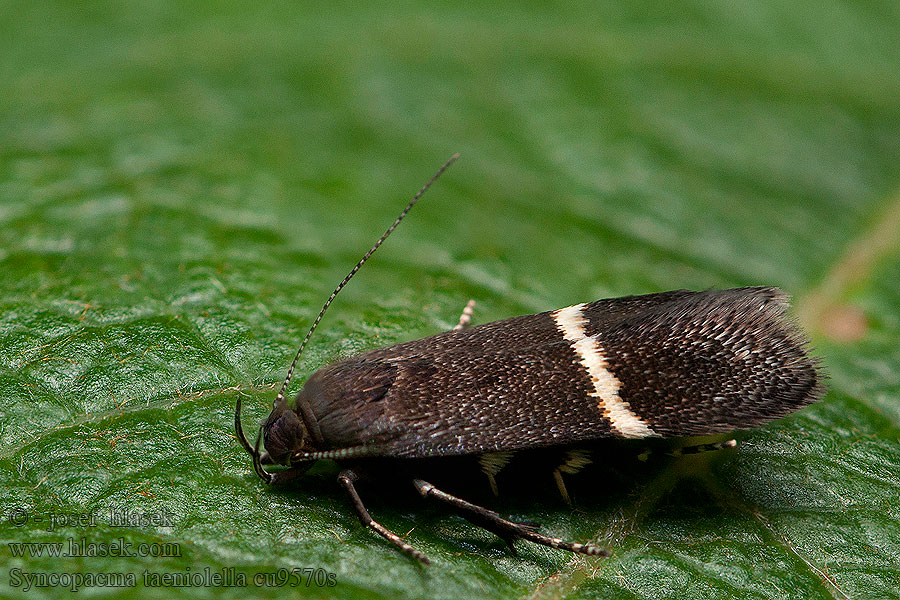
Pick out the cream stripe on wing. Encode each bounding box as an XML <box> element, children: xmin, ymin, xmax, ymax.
<box><xmin>552</xmin><ymin>303</ymin><xmax>656</xmax><ymax>438</ymax></box>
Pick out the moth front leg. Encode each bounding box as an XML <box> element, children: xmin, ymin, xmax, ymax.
<box><xmin>338</xmin><ymin>469</ymin><xmax>431</xmax><ymax>564</ymax></box>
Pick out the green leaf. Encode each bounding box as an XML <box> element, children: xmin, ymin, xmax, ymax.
<box><xmin>2</xmin><ymin>2</ymin><xmax>899</xmax><ymax>599</ymax></box>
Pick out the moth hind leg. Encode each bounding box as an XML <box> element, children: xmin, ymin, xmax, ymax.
<box><xmin>337</xmin><ymin>469</ymin><xmax>431</xmax><ymax>565</ymax></box>
<box><xmin>452</xmin><ymin>299</ymin><xmax>476</xmax><ymax>331</ymax></box>
<box><xmin>639</xmin><ymin>439</ymin><xmax>738</xmax><ymax>461</ymax></box>
<box><xmin>413</xmin><ymin>479</ymin><xmax>608</xmax><ymax>558</ymax></box>
<box><xmin>671</xmin><ymin>439</ymin><xmax>737</xmax><ymax>457</ymax></box>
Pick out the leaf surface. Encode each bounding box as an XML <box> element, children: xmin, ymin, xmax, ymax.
<box><xmin>2</xmin><ymin>2</ymin><xmax>899</xmax><ymax>599</ymax></box>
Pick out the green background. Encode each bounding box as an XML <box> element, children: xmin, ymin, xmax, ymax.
<box><xmin>2</xmin><ymin>1</ymin><xmax>899</xmax><ymax>598</ymax></box>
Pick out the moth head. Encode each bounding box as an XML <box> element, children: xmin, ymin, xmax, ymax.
<box><xmin>236</xmin><ymin>156</ymin><xmax>459</xmax><ymax>483</ymax></box>
<box><xmin>262</xmin><ymin>396</ymin><xmax>318</xmax><ymax>468</ymax></box>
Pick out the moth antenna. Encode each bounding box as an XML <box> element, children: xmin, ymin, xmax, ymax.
<box><xmin>234</xmin><ymin>396</ymin><xmax>255</xmax><ymax>456</ymax></box>
<box><xmin>273</xmin><ymin>153</ymin><xmax>460</xmax><ymax>409</ymax></box>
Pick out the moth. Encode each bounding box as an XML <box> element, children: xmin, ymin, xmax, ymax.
<box><xmin>235</xmin><ymin>154</ymin><xmax>824</xmax><ymax>564</ymax></box>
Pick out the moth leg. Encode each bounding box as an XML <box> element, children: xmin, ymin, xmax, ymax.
<box><xmin>671</xmin><ymin>439</ymin><xmax>737</xmax><ymax>456</ymax></box>
<box><xmin>552</xmin><ymin>469</ymin><xmax>571</xmax><ymax>505</ymax></box>
<box><xmin>553</xmin><ymin>449</ymin><xmax>593</xmax><ymax>505</ymax></box>
<box><xmin>452</xmin><ymin>299</ymin><xmax>476</xmax><ymax>331</ymax></box>
<box><xmin>639</xmin><ymin>439</ymin><xmax>738</xmax><ymax>461</ymax></box>
<box><xmin>478</xmin><ymin>451</ymin><xmax>514</xmax><ymax>497</ymax></box>
<box><xmin>337</xmin><ymin>469</ymin><xmax>430</xmax><ymax>565</ymax></box>
<box><xmin>413</xmin><ymin>479</ymin><xmax>608</xmax><ymax>557</ymax></box>
<box><xmin>265</xmin><ymin>467</ymin><xmax>306</xmax><ymax>485</ymax></box>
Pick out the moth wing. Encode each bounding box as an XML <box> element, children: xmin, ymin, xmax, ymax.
<box><xmin>303</xmin><ymin>287</ymin><xmax>823</xmax><ymax>457</ymax></box>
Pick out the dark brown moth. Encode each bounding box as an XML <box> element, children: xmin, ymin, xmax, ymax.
<box><xmin>235</xmin><ymin>155</ymin><xmax>824</xmax><ymax>564</ymax></box>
